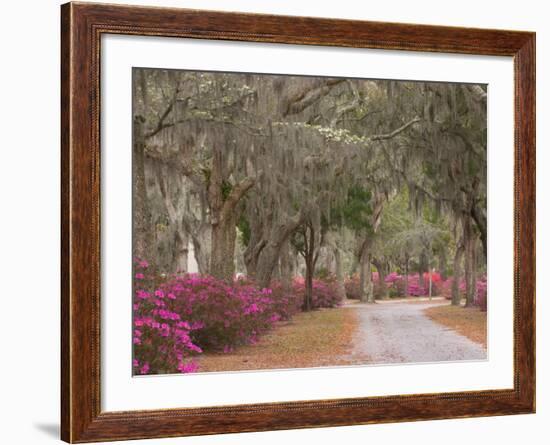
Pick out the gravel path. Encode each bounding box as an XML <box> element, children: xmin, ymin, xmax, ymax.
<box><xmin>345</xmin><ymin>301</ymin><xmax>487</xmax><ymax>365</ymax></box>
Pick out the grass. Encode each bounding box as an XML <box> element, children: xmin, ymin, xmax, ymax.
<box><xmin>424</xmin><ymin>303</ymin><xmax>487</xmax><ymax>348</ymax></box>
<box><xmin>195</xmin><ymin>306</ymin><xmax>359</xmax><ymax>372</ymax></box>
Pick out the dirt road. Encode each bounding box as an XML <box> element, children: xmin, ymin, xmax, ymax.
<box><xmin>345</xmin><ymin>301</ymin><xmax>487</xmax><ymax>365</ymax></box>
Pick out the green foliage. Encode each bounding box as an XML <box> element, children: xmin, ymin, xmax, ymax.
<box><xmin>237</xmin><ymin>214</ymin><xmax>251</xmax><ymax>247</ymax></box>
<box><xmin>221</xmin><ymin>180</ymin><xmax>233</xmax><ymax>202</ymax></box>
<box><xmin>314</xmin><ymin>267</ymin><xmax>331</xmax><ymax>279</ymax></box>
<box><xmin>373</xmin><ymin>188</ymin><xmax>451</xmax><ymax>271</ymax></box>
<box><xmin>202</xmin><ymin>167</ymin><xmax>211</xmax><ymax>184</ymax></box>
<box><xmin>332</xmin><ymin>186</ymin><xmax>374</xmax><ymax>233</ymax></box>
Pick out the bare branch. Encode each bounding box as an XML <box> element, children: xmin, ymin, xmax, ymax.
<box><xmin>282</xmin><ymin>79</ymin><xmax>346</xmax><ymax>116</ymax></box>
<box><xmin>370</xmin><ymin>117</ymin><xmax>422</xmax><ymax>142</ymax></box>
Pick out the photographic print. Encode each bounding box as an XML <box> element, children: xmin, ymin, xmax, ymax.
<box><xmin>131</xmin><ymin>68</ymin><xmax>488</xmax><ymax>376</ymax></box>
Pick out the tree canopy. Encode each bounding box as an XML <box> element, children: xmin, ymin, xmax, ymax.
<box><xmin>133</xmin><ymin>68</ymin><xmax>487</xmax><ymax>307</ymax></box>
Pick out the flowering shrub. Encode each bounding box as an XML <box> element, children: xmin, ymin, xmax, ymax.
<box><xmin>292</xmin><ymin>276</ymin><xmax>343</xmax><ymax>309</ymax></box>
<box><xmin>268</xmin><ymin>280</ymin><xmax>303</xmax><ymax>320</ymax></box>
<box><xmin>384</xmin><ymin>272</ymin><xmax>402</xmax><ymax>285</ymax></box>
<box><xmin>440</xmin><ymin>275</ymin><xmax>487</xmax><ymax>311</ymax></box>
<box><xmin>345</xmin><ymin>274</ymin><xmax>378</xmax><ymax>300</ymax></box>
<box><xmin>440</xmin><ymin>278</ymin><xmax>455</xmax><ymax>300</ymax></box>
<box><xmin>132</xmin><ymin>260</ymin><xmax>314</xmax><ymax>374</ymax></box>
<box><xmin>344</xmin><ymin>274</ymin><xmax>361</xmax><ymax>300</ymax></box>
<box><xmin>475</xmin><ymin>276</ymin><xmax>487</xmax><ymax>311</ymax></box>
<box><xmin>404</xmin><ymin>274</ymin><xmax>427</xmax><ymax>296</ymax></box>
<box><xmin>158</xmin><ymin>275</ymin><xmax>281</xmax><ymax>352</ymax></box>
<box><xmin>133</xmin><ymin>259</ymin><xmax>202</xmax><ymax>375</ymax></box>
<box><xmin>407</xmin><ymin>272</ymin><xmax>441</xmax><ymax>296</ymax></box>
<box><xmin>345</xmin><ymin>272</ymin><xmax>442</xmax><ymax>299</ymax></box>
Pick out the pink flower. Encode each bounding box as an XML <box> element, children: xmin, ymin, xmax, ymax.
<box><xmin>187</xmin><ymin>343</ymin><xmax>202</xmax><ymax>353</ymax></box>
<box><xmin>177</xmin><ymin>361</ymin><xmax>199</xmax><ymax>373</ymax></box>
<box><xmin>136</xmin><ymin>290</ymin><xmax>149</xmax><ymax>300</ymax></box>
<box><xmin>140</xmin><ymin>362</ymin><xmax>150</xmax><ymax>374</ymax></box>
<box><xmin>135</xmin><ymin>273</ymin><xmax>145</xmax><ymax>280</ymax></box>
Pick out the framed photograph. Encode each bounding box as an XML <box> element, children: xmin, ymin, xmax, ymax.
<box><xmin>61</xmin><ymin>2</ymin><xmax>535</xmax><ymax>442</ymax></box>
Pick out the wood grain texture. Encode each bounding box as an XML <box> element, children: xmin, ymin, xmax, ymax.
<box><xmin>60</xmin><ymin>2</ymin><xmax>536</xmax><ymax>442</ymax></box>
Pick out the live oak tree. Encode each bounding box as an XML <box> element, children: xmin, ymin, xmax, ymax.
<box><xmin>133</xmin><ymin>68</ymin><xmax>486</xmax><ymax>309</ymax></box>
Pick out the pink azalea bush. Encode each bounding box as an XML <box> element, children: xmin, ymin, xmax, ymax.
<box><xmin>132</xmin><ymin>259</ymin><xmax>326</xmax><ymax>375</ymax></box>
<box><xmin>407</xmin><ymin>272</ymin><xmax>442</xmax><ymax>296</ymax></box>
<box><xmin>345</xmin><ymin>272</ymin><xmax>442</xmax><ymax>299</ymax></box>
<box><xmin>475</xmin><ymin>276</ymin><xmax>487</xmax><ymax>311</ymax></box>
<box><xmin>268</xmin><ymin>280</ymin><xmax>303</xmax><ymax>320</ymax></box>
<box><xmin>344</xmin><ymin>274</ymin><xmax>361</xmax><ymax>300</ymax></box>
<box><xmin>133</xmin><ymin>260</ymin><xmax>202</xmax><ymax>375</ymax></box>
<box><xmin>160</xmin><ymin>274</ymin><xmax>285</xmax><ymax>352</ymax></box>
<box><xmin>440</xmin><ymin>278</ymin><xmax>456</xmax><ymax>300</ymax></box>
<box><xmin>441</xmin><ymin>275</ymin><xmax>487</xmax><ymax>311</ymax></box>
<box><xmin>292</xmin><ymin>275</ymin><xmax>343</xmax><ymax>309</ymax></box>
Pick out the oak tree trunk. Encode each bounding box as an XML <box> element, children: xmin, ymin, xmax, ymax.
<box><xmin>463</xmin><ymin>220</ymin><xmax>475</xmax><ymax>307</ymax></box>
<box><xmin>132</xmin><ymin>120</ymin><xmax>154</xmax><ymax>264</ymax></box>
<box><xmin>333</xmin><ymin>246</ymin><xmax>347</xmax><ymax>301</ymax></box>
<box><xmin>418</xmin><ymin>251</ymin><xmax>428</xmax><ymax>289</ymax></box>
<box><xmin>210</xmin><ymin>215</ymin><xmax>237</xmax><ymax>281</ymax></box>
<box><xmin>208</xmin><ymin>148</ymin><xmax>255</xmax><ymax>281</ymax></box>
<box><xmin>373</xmin><ymin>259</ymin><xmax>389</xmax><ymax>300</ymax></box>
<box><xmin>451</xmin><ymin>239</ymin><xmax>464</xmax><ymax>306</ymax></box>
<box><xmin>465</xmin><ymin>236</ymin><xmax>477</xmax><ymax>307</ymax></box>
<box><xmin>279</xmin><ymin>240</ymin><xmax>293</xmax><ymax>291</ymax></box>
<box><xmin>404</xmin><ymin>254</ymin><xmax>410</xmax><ymax>297</ymax></box>
<box><xmin>256</xmin><ymin>213</ymin><xmax>304</xmax><ymax>288</ymax></box>
<box><xmin>359</xmin><ymin>240</ymin><xmax>374</xmax><ymax>303</ymax></box>
<box><xmin>438</xmin><ymin>247</ymin><xmax>448</xmax><ymax>281</ymax></box>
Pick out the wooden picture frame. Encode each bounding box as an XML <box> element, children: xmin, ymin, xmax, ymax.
<box><xmin>61</xmin><ymin>2</ymin><xmax>535</xmax><ymax>442</ymax></box>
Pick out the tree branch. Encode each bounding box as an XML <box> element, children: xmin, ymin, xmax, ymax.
<box><xmin>220</xmin><ymin>177</ymin><xmax>256</xmax><ymax>223</ymax></box>
<box><xmin>144</xmin><ymin>86</ymin><xmax>181</xmax><ymax>139</ymax></box>
<box><xmin>370</xmin><ymin>117</ymin><xmax>422</xmax><ymax>141</ymax></box>
<box><xmin>282</xmin><ymin>79</ymin><xmax>346</xmax><ymax>116</ymax></box>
